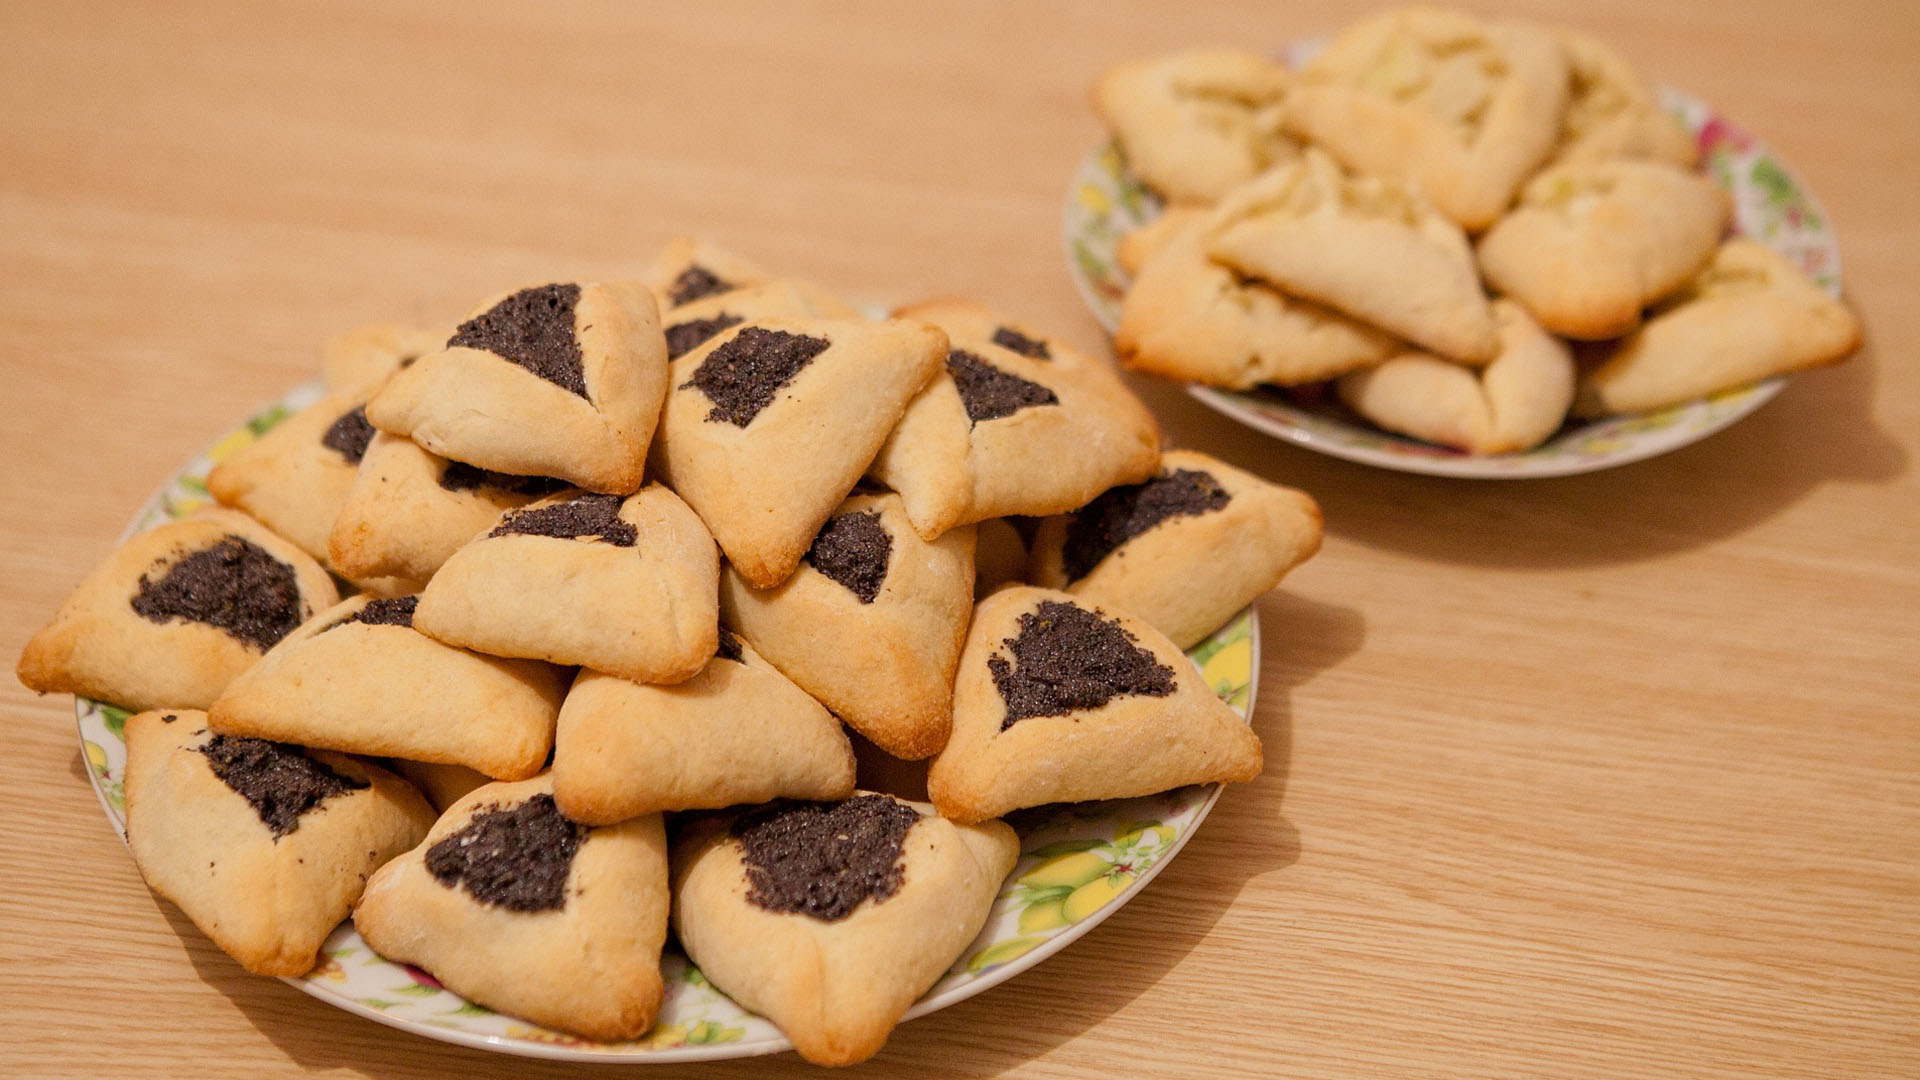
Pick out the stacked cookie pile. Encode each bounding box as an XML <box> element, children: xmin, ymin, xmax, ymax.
<box><xmin>1095</xmin><ymin>5</ymin><xmax>1861</xmax><ymax>454</ymax></box>
<box><xmin>18</xmin><ymin>238</ymin><xmax>1323</xmax><ymax>1065</ymax></box>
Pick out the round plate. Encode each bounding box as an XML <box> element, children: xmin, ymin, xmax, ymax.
<box><xmin>73</xmin><ymin>384</ymin><xmax>1263</xmax><ymax>1062</ymax></box>
<box><xmin>1064</xmin><ymin>72</ymin><xmax>1845</xmax><ymax>478</ymax></box>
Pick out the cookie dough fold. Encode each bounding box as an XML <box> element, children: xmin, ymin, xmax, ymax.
<box><xmin>1091</xmin><ymin>49</ymin><xmax>1297</xmax><ymax>205</ymax></box>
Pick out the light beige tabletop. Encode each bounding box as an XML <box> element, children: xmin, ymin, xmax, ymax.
<box><xmin>3</xmin><ymin>2</ymin><xmax>1916</xmax><ymax>1077</ymax></box>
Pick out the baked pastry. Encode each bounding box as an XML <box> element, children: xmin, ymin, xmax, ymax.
<box><xmin>672</xmin><ymin>793</ymin><xmax>1018</xmax><ymax>1066</ymax></box>
<box><xmin>1282</xmin><ymin>7</ymin><xmax>1570</xmax><ymax>231</ymax></box>
<box><xmin>1574</xmin><ymin>240</ymin><xmax>1861</xmax><ymax>417</ymax></box>
<box><xmin>365</xmin><ymin>281</ymin><xmax>666</xmax><ymax>494</ymax></box>
<box><xmin>661</xmin><ymin>279</ymin><xmax>858</xmax><ymax>360</ymax></box>
<box><xmin>868</xmin><ymin>299</ymin><xmax>1161</xmax><ymax>539</ymax></box>
<box><xmin>123</xmin><ymin>709</ymin><xmax>434</xmax><ymax>976</ymax></box>
<box><xmin>205</xmin><ymin>391</ymin><xmax>418</xmax><ymax>597</ymax></box>
<box><xmin>551</xmin><ymin>631</ymin><xmax>856</xmax><ymax>823</ymax></box>
<box><xmin>1029</xmin><ymin>450</ymin><xmax>1323</xmax><ymax>648</ymax></box>
<box><xmin>1117</xmin><ymin>211</ymin><xmax>1400</xmax><ymax>388</ymax></box>
<box><xmin>1551</xmin><ymin>31</ymin><xmax>1698</xmax><ymax>168</ymax></box>
<box><xmin>653</xmin><ymin>317</ymin><xmax>946</xmax><ymax>588</ymax></box>
<box><xmin>928</xmin><ymin>587</ymin><xmax>1262</xmax><ymax>823</ymax></box>
<box><xmin>413</xmin><ymin>487</ymin><xmax>720</xmax><ymax>684</ymax></box>
<box><xmin>1337</xmin><ymin>300</ymin><xmax>1576</xmax><ymax>454</ymax></box>
<box><xmin>1091</xmin><ymin>50</ymin><xmax>1296</xmax><ymax>205</ymax></box>
<box><xmin>386</xmin><ymin>758</ymin><xmax>490</xmax><ymax>813</ymax></box>
<box><xmin>321</xmin><ymin>323</ymin><xmax>445</xmax><ymax>394</ymax></box>
<box><xmin>18</xmin><ymin>509</ymin><xmax>338</xmax><ymax>711</ymax></box>
<box><xmin>643</xmin><ymin>236</ymin><xmax>771</xmax><ymax>310</ymax></box>
<box><xmin>720</xmin><ymin>493</ymin><xmax>974</xmax><ymax>760</ymax></box>
<box><xmin>209</xmin><ymin>594</ymin><xmax>567</xmax><ymax>780</ymax></box>
<box><xmin>354</xmin><ymin>777</ymin><xmax>668</xmax><ymax>1041</ymax></box>
<box><xmin>1477</xmin><ymin>160</ymin><xmax>1730</xmax><ymax>339</ymax></box>
<box><xmin>327</xmin><ymin>432</ymin><xmax>569</xmax><ymax>584</ymax></box>
<box><xmin>1204</xmin><ymin>149</ymin><xmax>1498</xmax><ymax>363</ymax></box>
<box><xmin>973</xmin><ymin>518</ymin><xmax>1029</xmax><ymax>598</ymax></box>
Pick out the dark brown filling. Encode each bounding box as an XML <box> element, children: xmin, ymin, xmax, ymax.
<box><xmin>716</xmin><ymin>625</ymin><xmax>744</xmax><ymax>663</ymax></box>
<box><xmin>668</xmin><ymin>264</ymin><xmax>734</xmax><ymax>307</ymax></box>
<box><xmin>1061</xmin><ymin>469</ymin><xmax>1232</xmax><ymax>582</ymax></box>
<box><xmin>324</xmin><ymin>595</ymin><xmax>417</xmax><ymax>632</ymax></box>
<box><xmin>196</xmin><ymin>733</ymin><xmax>367</xmax><ymax>839</ymax></box>
<box><xmin>988</xmin><ymin>600</ymin><xmax>1175</xmax><ymax>728</ymax></box>
<box><xmin>731</xmin><ymin>795</ymin><xmax>921</xmax><ymax>922</ymax></box>
<box><xmin>946</xmin><ymin>350</ymin><xmax>1058</xmax><ymax>424</ymax></box>
<box><xmin>447</xmin><ymin>283</ymin><xmax>588</xmax><ymax>399</ymax></box>
<box><xmin>804</xmin><ymin>510</ymin><xmax>891</xmax><ymax>603</ymax></box>
<box><xmin>129</xmin><ymin>536</ymin><xmax>304</xmax><ymax>651</ymax></box>
<box><xmin>991</xmin><ymin>326</ymin><xmax>1052</xmax><ymax>360</ymax></box>
<box><xmin>682</xmin><ymin>327</ymin><xmax>831</xmax><ymax>428</ymax></box>
<box><xmin>489</xmin><ymin>493</ymin><xmax>636</xmax><ymax>546</ymax></box>
<box><xmin>664</xmin><ymin>313</ymin><xmax>744</xmax><ymax>360</ymax></box>
<box><xmin>320</xmin><ymin>405</ymin><xmax>376</xmax><ymax>464</ymax></box>
<box><xmin>425</xmin><ymin>793</ymin><xmax>582</xmax><ymax>912</ymax></box>
<box><xmin>437</xmin><ymin>461</ymin><xmax>571</xmax><ymax>497</ymax></box>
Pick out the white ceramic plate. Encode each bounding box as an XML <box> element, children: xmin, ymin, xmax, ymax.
<box><xmin>73</xmin><ymin>384</ymin><xmax>1263</xmax><ymax>1061</ymax></box>
<box><xmin>1064</xmin><ymin>60</ymin><xmax>1844</xmax><ymax>478</ymax></box>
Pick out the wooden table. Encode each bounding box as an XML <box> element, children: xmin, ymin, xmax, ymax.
<box><xmin>3</xmin><ymin>2</ymin><xmax>1916</xmax><ymax>1076</ymax></box>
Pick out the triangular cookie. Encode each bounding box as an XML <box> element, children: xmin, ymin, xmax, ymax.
<box><xmin>868</xmin><ymin>299</ymin><xmax>1161</xmax><ymax>540</ymax></box>
<box><xmin>720</xmin><ymin>492</ymin><xmax>974</xmax><ymax>760</ymax></box>
<box><xmin>413</xmin><ymin>486</ymin><xmax>720</xmax><ymax>684</ymax></box>
<box><xmin>355</xmin><ymin>776</ymin><xmax>668</xmax><ymax>1041</ymax></box>
<box><xmin>206</xmin><ymin>391</ymin><xmax>420</xmax><ymax>597</ymax></box>
<box><xmin>124</xmin><ymin>709</ymin><xmax>434</xmax><ymax>976</ymax></box>
<box><xmin>1551</xmin><ymin>31</ymin><xmax>1699</xmax><ymax>169</ymax></box>
<box><xmin>328</xmin><ymin>432</ymin><xmax>569</xmax><ymax>584</ymax></box>
<box><xmin>1337</xmin><ymin>300</ymin><xmax>1575</xmax><ymax>454</ymax></box>
<box><xmin>1091</xmin><ymin>49</ymin><xmax>1296</xmax><ymax>205</ymax></box>
<box><xmin>661</xmin><ymin>279</ymin><xmax>858</xmax><ymax>361</ymax></box>
<box><xmin>551</xmin><ymin>631</ymin><xmax>855</xmax><ymax>822</ymax></box>
<box><xmin>18</xmin><ymin>509</ymin><xmax>338</xmax><ymax>711</ymax></box>
<box><xmin>642</xmin><ymin>235</ymin><xmax>772</xmax><ymax>311</ymax></box>
<box><xmin>653</xmin><ymin>317</ymin><xmax>947</xmax><ymax>588</ymax></box>
<box><xmin>673</xmin><ymin>793</ymin><xmax>1018</xmax><ymax>1066</ymax></box>
<box><xmin>1116</xmin><ymin>211</ymin><xmax>1399</xmax><ymax>389</ymax></box>
<box><xmin>1029</xmin><ymin>450</ymin><xmax>1323</xmax><ymax>648</ymax></box>
<box><xmin>928</xmin><ymin>587</ymin><xmax>1261</xmax><ymax>822</ymax></box>
<box><xmin>209</xmin><ymin>594</ymin><xmax>567</xmax><ymax>779</ymax></box>
<box><xmin>365</xmin><ymin>281</ymin><xmax>666</xmax><ymax>493</ymax></box>
<box><xmin>1575</xmin><ymin>240</ymin><xmax>1861</xmax><ymax>417</ymax></box>
<box><xmin>1204</xmin><ymin>150</ymin><xmax>1498</xmax><ymax>363</ymax></box>
<box><xmin>1478</xmin><ymin>160</ymin><xmax>1729</xmax><ymax>339</ymax></box>
<box><xmin>1282</xmin><ymin>8</ymin><xmax>1569</xmax><ymax>231</ymax></box>
<box><xmin>321</xmin><ymin>322</ymin><xmax>445</xmax><ymax>395</ymax></box>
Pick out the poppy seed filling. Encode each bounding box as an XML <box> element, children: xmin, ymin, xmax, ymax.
<box><xmin>436</xmin><ymin>461</ymin><xmax>570</xmax><ymax>497</ymax></box>
<box><xmin>804</xmin><ymin>510</ymin><xmax>891</xmax><ymax>603</ymax></box>
<box><xmin>991</xmin><ymin>325</ymin><xmax>1051</xmax><ymax>360</ymax></box>
<box><xmin>1060</xmin><ymin>469</ymin><xmax>1232</xmax><ymax>582</ymax></box>
<box><xmin>447</xmin><ymin>282</ymin><xmax>588</xmax><ymax>398</ymax></box>
<box><xmin>324</xmin><ymin>595</ymin><xmax>418</xmax><ymax>633</ymax></box>
<box><xmin>129</xmin><ymin>536</ymin><xmax>304</xmax><ymax>651</ymax></box>
<box><xmin>682</xmin><ymin>327</ymin><xmax>831</xmax><ymax>427</ymax></box>
<box><xmin>664</xmin><ymin>313</ymin><xmax>744</xmax><ymax>360</ymax></box>
<box><xmin>320</xmin><ymin>405</ymin><xmax>376</xmax><ymax>464</ymax></box>
<box><xmin>946</xmin><ymin>349</ymin><xmax>1058</xmax><ymax>424</ymax></box>
<box><xmin>668</xmin><ymin>264</ymin><xmax>733</xmax><ymax>307</ymax></box>
<box><xmin>197</xmin><ymin>733</ymin><xmax>367</xmax><ymax>839</ymax></box>
<box><xmin>732</xmin><ymin>795</ymin><xmax>922</xmax><ymax>922</ymax></box>
<box><xmin>988</xmin><ymin>600</ymin><xmax>1176</xmax><ymax>728</ymax></box>
<box><xmin>490</xmin><ymin>493</ymin><xmax>636</xmax><ymax>546</ymax></box>
<box><xmin>425</xmin><ymin>794</ymin><xmax>583</xmax><ymax>912</ymax></box>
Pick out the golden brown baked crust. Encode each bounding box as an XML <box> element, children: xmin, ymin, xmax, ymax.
<box><xmin>1091</xmin><ymin>49</ymin><xmax>1297</xmax><ymax>206</ymax></box>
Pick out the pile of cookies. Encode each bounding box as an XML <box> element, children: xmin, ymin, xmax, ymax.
<box><xmin>18</xmin><ymin>238</ymin><xmax>1323</xmax><ymax>1065</ymax></box>
<box><xmin>1094</xmin><ymin>6</ymin><xmax>1861</xmax><ymax>454</ymax></box>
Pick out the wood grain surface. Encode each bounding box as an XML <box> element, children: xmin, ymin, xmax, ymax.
<box><xmin>3</xmin><ymin>2</ymin><xmax>1916</xmax><ymax>1077</ymax></box>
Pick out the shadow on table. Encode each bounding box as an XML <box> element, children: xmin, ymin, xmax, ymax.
<box><xmin>157</xmin><ymin>593</ymin><xmax>1363</xmax><ymax>1080</ymax></box>
<box><xmin>1127</xmin><ymin>340</ymin><xmax>1906</xmax><ymax>571</ymax></box>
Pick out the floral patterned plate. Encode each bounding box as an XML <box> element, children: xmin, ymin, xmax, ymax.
<box><xmin>1064</xmin><ymin>54</ymin><xmax>1844</xmax><ymax>478</ymax></box>
<box><xmin>73</xmin><ymin>384</ymin><xmax>1262</xmax><ymax>1062</ymax></box>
